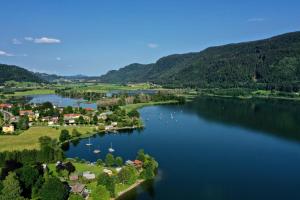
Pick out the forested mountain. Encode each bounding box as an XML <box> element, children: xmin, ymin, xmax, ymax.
<box><xmin>0</xmin><ymin>64</ymin><xmax>44</xmax><ymax>84</ymax></box>
<box><xmin>99</xmin><ymin>31</ymin><xmax>300</xmax><ymax>91</ymax></box>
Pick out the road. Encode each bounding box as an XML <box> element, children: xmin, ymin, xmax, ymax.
<box><xmin>0</xmin><ymin>109</ymin><xmax>14</xmax><ymax>124</ymax></box>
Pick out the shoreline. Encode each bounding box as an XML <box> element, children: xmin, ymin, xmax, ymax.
<box><xmin>199</xmin><ymin>93</ymin><xmax>300</xmax><ymax>102</ymax></box>
<box><xmin>113</xmin><ymin>179</ymin><xmax>146</xmax><ymax>200</ymax></box>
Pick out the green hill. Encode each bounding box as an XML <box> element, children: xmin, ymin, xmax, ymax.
<box><xmin>99</xmin><ymin>31</ymin><xmax>300</xmax><ymax>91</ymax></box>
<box><xmin>0</xmin><ymin>64</ymin><xmax>44</xmax><ymax>84</ymax></box>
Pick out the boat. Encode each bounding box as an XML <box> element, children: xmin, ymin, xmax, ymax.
<box><xmin>85</xmin><ymin>137</ymin><xmax>92</xmax><ymax>146</ymax></box>
<box><xmin>171</xmin><ymin>113</ymin><xmax>174</xmax><ymax>119</ymax></box>
<box><xmin>93</xmin><ymin>149</ymin><xmax>101</xmax><ymax>154</ymax></box>
<box><xmin>108</xmin><ymin>143</ymin><xmax>115</xmax><ymax>153</ymax></box>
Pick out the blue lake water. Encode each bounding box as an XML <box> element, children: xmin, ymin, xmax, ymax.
<box><xmin>29</xmin><ymin>94</ymin><xmax>97</xmax><ymax>109</ymax></box>
<box><xmin>64</xmin><ymin>96</ymin><xmax>300</xmax><ymax>200</ymax></box>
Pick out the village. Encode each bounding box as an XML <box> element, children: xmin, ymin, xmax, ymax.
<box><xmin>45</xmin><ymin>149</ymin><xmax>158</xmax><ymax>200</ymax></box>
<box><xmin>0</xmin><ymin>100</ymin><xmax>156</xmax><ymax>200</ymax></box>
<box><xmin>0</xmin><ymin>101</ymin><xmax>142</xmax><ymax>135</ymax></box>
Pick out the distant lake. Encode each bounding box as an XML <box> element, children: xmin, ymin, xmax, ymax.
<box><xmin>28</xmin><ymin>94</ymin><xmax>97</xmax><ymax>109</ymax></box>
<box><xmin>64</xmin><ymin>96</ymin><xmax>300</xmax><ymax>200</ymax></box>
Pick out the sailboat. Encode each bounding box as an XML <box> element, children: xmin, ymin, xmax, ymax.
<box><xmin>108</xmin><ymin>143</ymin><xmax>115</xmax><ymax>153</ymax></box>
<box><xmin>93</xmin><ymin>148</ymin><xmax>101</xmax><ymax>154</ymax></box>
<box><xmin>85</xmin><ymin>137</ymin><xmax>92</xmax><ymax>146</ymax></box>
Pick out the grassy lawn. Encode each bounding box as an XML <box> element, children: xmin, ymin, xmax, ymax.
<box><xmin>48</xmin><ymin>162</ymin><xmax>104</xmax><ymax>177</ymax></box>
<box><xmin>122</xmin><ymin>100</ymin><xmax>178</xmax><ymax>112</ymax></box>
<box><xmin>6</xmin><ymin>89</ymin><xmax>55</xmax><ymax>97</ymax></box>
<box><xmin>0</xmin><ymin>126</ymin><xmax>95</xmax><ymax>152</ymax></box>
<box><xmin>72</xmin><ymin>83</ymin><xmax>155</xmax><ymax>93</ymax></box>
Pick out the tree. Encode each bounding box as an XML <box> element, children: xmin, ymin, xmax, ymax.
<box><xmin>68</xmin><ymin>194</ymin><xmax>84</xmax><ymax>200</ymax></box>
<box><xmin>115</xmin><ymin>156</ymin><xmax>123</xmax><ymax>167</ymax></box>
<box><xmin>59</xmin><ymin>129</ymin><xmax>71</xmax><ymax>142</ymax></box>
<box><xmin>128</xmin><ymin>110</ymin><xmax>140</xmax><ymax>118</ymax></box>
<box><xmin>141</xmin><ymin>157</ymin><xmax>158</xmax><ymax>180</ymax></box>
<box><xmin>64</xmin><ymin>162</ymin><xmax>76</xmax><ymax>174</ymax></box>
<box><xmin>97</xmin><ymin>173</ymin><xmax>116</xmax><ymax>197</ymax></box>
<box><xmin>0</xmin><ymin>160</ymin><xmax>23</xmax><ymax>180</ymax></box>
<box><xmin>96</xmin><ymin>159</ymin><xmax>103</xmax><ymax>166</ymax></box>
<box><xmin>91</xmin><ymin>185</ymin><xmax>110</xmax><ymax>200</ymax></box>
<box><xmin>136</xmin><ymin>149</ymin><xmax>146</xmax><ymax>162</ymax></box>
<box><xmin>39</xmin><ymin>177</ymin><xmax>69</xmax><ymax>200</ymax></box>
<box><xmin>17</xmin><ymin>115</ymin><xmax>29</xmax><ymax>130</ymax></box>
<box><xmin>78</xmin><ymin>116</ymin><xmax>85</xmax><ymax>125</ymax></box>
<box><xmin>0</xmin><ymin>172</ymin><xmax>24</xmax><ymax>200</ymax></box>
<box><xmin>39</xmin><ymin>136</ymin><xmax>52</xmax><ymax>148</ymax></box>
<box><xmin>71</xmin><ymin>129</ymin><xmax>81</xmax><ymax>137</ymax></box>
<box><xmin>92</xmin><ymin>115</ymin><xmax>98</xmax><ymax>125</ymax></box>
<box><xmin>105</xmin><ymin>153</ymin><xmax>115</xmax><ymax>167</ymax></box>
<box><xmin>118</xmin><ymin>165</ymin><xmax>138</xmax><ymax>185</ymax></box>
<box><xmin>17</xmin><ymin>165</ymin><xmax>39</xmax><ymax>190</ymax></box>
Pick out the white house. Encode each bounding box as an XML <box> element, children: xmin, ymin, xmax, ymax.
<box><xmin>82</xmin><ymin>171</ymin><xmax>96</xmax><ymax>180</ymax></box>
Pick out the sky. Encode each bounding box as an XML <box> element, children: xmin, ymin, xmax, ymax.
<box><xmin>0</xmin><ymin>0</ymin><xmax>300</xmax><ymax>76</ymax></box>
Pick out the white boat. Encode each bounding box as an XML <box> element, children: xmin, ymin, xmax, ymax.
<box><xmin>93</xmin><ymin>149</ymin><xmax>101</xmax><ymax>154</ymax></box>
<box><xmin>86</xmin><ymin>137</ymin><xmax>92</xmax><ymax>146</ymax></box>
<box><xmin>108</xmin><ymin>143</ymin><xmax>115</xmax><ymax>153</ymax></box>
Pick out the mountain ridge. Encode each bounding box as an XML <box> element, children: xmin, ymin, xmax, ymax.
<box><xmin>98</xmin><ymin>31</ymin><xmax>300</xmax><ymax>90</ymax></box>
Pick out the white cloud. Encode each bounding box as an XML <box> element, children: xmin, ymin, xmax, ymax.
<box><xmin>24</xmin><ymin>37</ymin><xmax>33</xmax><ymax>41</ymax></box>
<box><xmin>34</xmin><ymin>37</ymin><xmax>61</xmax><ymax>44</ymax></box>
<box><xmin>12</xmin><ymin>38</ymin><xmax>22</xmax><ymax>45</ymax></box>
<box><xmin>247</xmin><ymin>18</ymin><xmax>265</xmax><ymax>22</ymax></box>
<box><xmin>0</xmin><ymin>50</ymin><xmax>13</xmax><ymax>57</ymax></box>
<box><xmin>56</xmin><ymin>57</ymin><xmax>61</xmax><ymax>61</ymax></box>
<box><xmin>147</xmin><ymin>43</ymin><xmax>159</xmax><ymax>48</ymax></box>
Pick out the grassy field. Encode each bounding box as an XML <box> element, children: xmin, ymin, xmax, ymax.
<box><xmin>70</xmin><ymin>83</ymin><xmax>156</xmax><ymax>93</ymax></box>
<box><xmin>48</xmin><ymin>162</ymin><xmax>104</xmax><ymax>176</ymax></box>
<box><xmin>6</xmin><ymin>89</ymin><xmax>55</xmax><ymax>97</ymax></box>
<box><xmin>0</xmin><ymin>126</ymin><xmax>95</xmax><ymax>152</ymax></box>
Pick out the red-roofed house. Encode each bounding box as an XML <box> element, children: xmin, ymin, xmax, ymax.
<box><xmin>64</xmin><ymin>114</ymin><xmax>81</xmax><ymax>124</ymax></box>
<box><xmin>133</xmin><ymin>160</ymin><xmax>143</xmax><ymax>168</ymax></box>
<box><xmin>84</xmin><ymin>108</ymin><xmax>94</xmax><ymax>112</ymax></box>
<box><xmin>0</xmin><ymin>104</ymin><xmax>12</xmax><ymax>109</ymax></box>
<box><xmin>19</xmin><ymin>110</ymin><xmax>34</xmax><ymax>116</ymax></box>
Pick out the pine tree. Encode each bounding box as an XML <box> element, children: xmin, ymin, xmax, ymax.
<box><xmin>0</xmin><ymin>172</ymin><xmax>24</xmax><ymax>200</ymax></box>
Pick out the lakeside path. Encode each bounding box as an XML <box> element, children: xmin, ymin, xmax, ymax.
<box><xmin>113</xmin><ymin>180</ymin><xmax>145</xmax><ymax>200</ymax></box>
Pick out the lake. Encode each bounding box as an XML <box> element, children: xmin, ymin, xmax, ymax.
<box><xmin>63</xmin><ymin>96</ymin><xmax>300</xmax><ymax>200</ymax></box>
<box><xmin>29</xmin><ymin>94</ymin><xmax>97</xmax><ymax>109</ymax></box>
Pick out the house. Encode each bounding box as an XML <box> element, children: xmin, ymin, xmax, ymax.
<box><xmin>10</xmin><ymin>116</ymin><xmax>19</xmax><ymax>123</ymax></box>
<box><xmin>19</xmin><ymin>110</ymin><xmax>34</xmax><ymax>116</ymax></box>
<box><xmin>84</xmin><ymin>108</ymin><xmax>94</xmax><ymax>112</ymax></box>
<box><xmin>116</xmin><ymin>167</ymin><xmax>122</xmax><ymax>173</ymax></box>
<box><xmin>2</xmin><ymin>125</ymin><xmax>14</xmax><ymax>134</ymax></box>
<box><xmin>105</xmin><ymin>125</ymin><xmax>114</xmax><ymax>131</ymax></box>
<box><xmin>70</xmin><ymin>183</ymin><xmax>86</xmax><ymax>196</ymax></box>
<box><xmin>0</xmin><ymin>103</ymin><xmax>12</xmax><ymax>109</ymax></box>
<box><xmin>64</xmin><ymin>114</ymin><xmax>81</xmax><ymax>124</ymax></box>
<box><xmin>133</xmin><ymin>160</ymin><xmax>143</xmax><ymax>168</ymax></box>
<box><xmin>41</xmin><ymin>116</ymin><xmax>50</xmax><ymax>122</ymax></box>
<box><xmin>98</xmin><ymin>113</ymin><xmax>108</xmax><ymax>120</ymax></box>
<box><xmin>103</xmin><ymin>169</ymin><xmax>113</xmax><ymax>176</ymax></box>
<box><xmin>48</xmin><ymin>117</ymin><xmax>59</xmax><ymax>126</ymax></box>
<box><xmin>69</xmin><ymin>174</ymin><xmax>79</xmax><ymax>181</ymax></box>
<box><xmin>19</xmin><ymin>110</ymin><xmax>36</xmax><ymax>122</ymax></box>
<box><xmin>82</xmin><ymin>171</ymin><xmax>96</xmax><ymax>180</ymax></box>
<box><xmin>125</xmin><ymin>160</ymin><xmax>134</xmax><ymax>166</ymax></box>
<box><xmin>111</xmin><ymin>122</ymin><xmax>118</xmax><ymax>127</ymax></box>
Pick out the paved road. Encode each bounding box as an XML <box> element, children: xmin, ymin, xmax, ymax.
<box><xmin>0</xmin><ymin>109</ymin><xmax>14</xmax><ymax>124</ymax></box>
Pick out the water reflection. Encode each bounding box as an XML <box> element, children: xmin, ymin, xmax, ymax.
<box><xmin>184</xmin><ymin>96</ymin><xmax>300</xmax><ymax>142</ymax></box>
<box><xmin>118</xmin><ymin>180</ymin><xmax>156</xmax><ymax>200</ymax></box>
